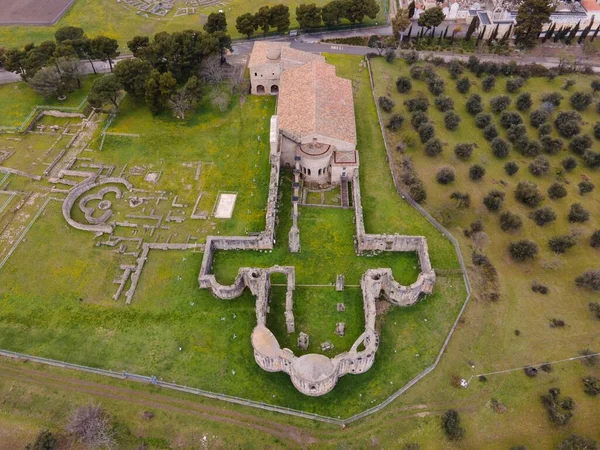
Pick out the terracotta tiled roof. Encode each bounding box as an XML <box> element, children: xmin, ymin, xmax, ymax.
<box><xmin>278</xmin><ymin>60</ymin><xmax>356</xmax><ymax>146</ymax></box>
<box><xmin>248</xmin><ymin>42</ymin><xmax>290</xmax><ymax>67</ymax></box>
<box><xmin>249</xmin><ymin>42</ymin><xmax>325</xmax><ymax>68</ymax></box>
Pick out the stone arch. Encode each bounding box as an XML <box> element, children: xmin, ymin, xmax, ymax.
<box><xmin>256</xmin><ymin>85</ymin><xmax>265</xmax><ymax>94</ymax></box>
<box><xmin>271</xmin><ymin>84</ymin><xmax>279</xmax><ymax>94</ymax></box>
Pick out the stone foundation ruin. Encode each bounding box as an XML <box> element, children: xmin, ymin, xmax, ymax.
<box><xmin>196</xmin><ymin>114</ymin><xmax>436</xmax><ymax>396</ymax></box>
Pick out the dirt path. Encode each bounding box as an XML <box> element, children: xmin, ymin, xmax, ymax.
<box><xmin>0</xmin><ymin>361</ymin><xmax>318</xmax><ymax>447</ymax></box>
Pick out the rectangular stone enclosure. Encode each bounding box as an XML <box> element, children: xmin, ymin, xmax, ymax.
<box><xmin>0</xmin><ymin>0</ymin><xmax>75</xmax><ymax>25</ymax></box>
<box><xmin>213</xmin><ymin>192</ymin><xmax>237</xmax><ymax>219</ymax></box>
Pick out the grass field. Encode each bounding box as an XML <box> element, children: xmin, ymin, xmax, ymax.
<box><xmin>0</xmin><ymin>54</ymin><xmax>466</xmax><ymax>419</ymax></box>
<box><xmin>0</xmin><ymin>0</ymin><xmax>386</xmax><ymax>50</ymax></box>
<box><xmin>369</xmin><ymin>56</ymin><xmax>600</xmax><ymax>447</ymax></box>
<box><xmin>0</xmin><ymin>75</ymin><xmax>98</xmax><ymax>127</ymax></box>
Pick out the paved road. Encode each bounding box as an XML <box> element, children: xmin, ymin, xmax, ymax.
<box><xmin>3</xmin><ymin>23</ymin><xmax>600</xmax><ymax>84</ymax></box>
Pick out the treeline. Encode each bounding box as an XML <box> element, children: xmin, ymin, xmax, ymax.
<box><xmin>235</xmin><ymin>0</ymin><xmax>379</xmax><ymax>38</ymax></box>
<box><xmin>94</xmin><ymin>12</ymin><xmax>233</xmax><ymax>116</ymax></box>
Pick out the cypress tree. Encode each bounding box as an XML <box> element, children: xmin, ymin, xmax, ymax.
<box><xmin>578</xmin><ymin>18</ymin><xmax>594</xmax><ymax>44</ymax></box>
<box><xmin>476</xmin><ymin>26</ymin><xmax>486</xmax><ymax>46</ymax></box>
<box><xmin>543</xmin><ymin>22</ymin><xmax>555</xmax><ymax>43</ymax></box>
<box><xmin>408</xmin><ymin>1</ymin><xmax>415</xmax><ymax>18</ymax></box>
<box><xmin>443</xmin><ymin>25</ymin><xmax>449</xmax><ymax>40</ymax></box>
<box><xmin>489</xmin><ymin>23</ymin><xmax>500</xmax><ymax>43</ymax></box>
<box><xmin>501</xmin><ymin>24</ymin><xmax>513</xmax><ymax>42</ymax></box>
<box><xmin>466</xmin><ymin>16</ymin><xmax>480</xmax><ymax>41</ymax></box>
<box><xmin>566</xmin><ymin>21</ymin><xmax>580</xmax><ymax>44</ymax></box>
<box><xmin>553</xmin><ymin>25</ymin><xmax>563</xmax><ymax>43</ymax></box>
<box><xmin>591</xmin><ymin>24</ymin><xmax>600</xmax><ymax>41</ymax></box>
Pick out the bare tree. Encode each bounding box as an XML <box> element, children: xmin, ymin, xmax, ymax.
<box><xmin>67</xmin><ymin>403</ymin><xmax>116</xmax><ymax>450</ymax></box>
<box><xmin>200</xmin><ymin>55</ymin><xmax>232</xmax><ymax>84</ymax></box>
<box><xmin>209</xmin><ymin>89</ymin><xmax>231</xmax><ymax>112</ymax></box>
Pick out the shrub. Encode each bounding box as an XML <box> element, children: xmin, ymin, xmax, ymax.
<box><xmin>556</xmin><ymin>434</ymin><xmax>598</xmax><ymax>450</ymax></box>
<box><xmin>530</xmin><ymin>109</ymin><xmax>549</xmax><ymax>128</ymax></box>
<box><xmin>569</xmin><ymin>134</ymin><xmax>592</xmax><ymax>156</ymax></box>
<box><xmin>450</xmin><ymin>191</ymin><xmax>471</xmax><ymax>208</ymax></box>
<box><xmin>578</xmin><ymin>180</ymin><xmax>595</xmax><ymax>195</ymax></box>
<box><xmin>549</xmin><ymin>234</ymin><xmax>577</xmax><ymax>254</ymax></box>
<box><xmin>541</xmin><ymin>92</ymin><xmax>563</xmax><ymax>107</ymax></box>
<box><xmin>577</xmin><ymin>271</ymin><xmax>600</xmax><ymax>291</ymax></box>
<box><xmin>532</xmin><ymin>281</ymin><xmax>549</xmax><ymax>294</ymax></box>
<box><xmin>436</xmin><ymin>166</ymin><xmax>455</xmax><ymax>184</ymax></box>
<box><xmin>26</xmin><ymin>429</ymin><xmax>58</xmax><ymax>450</ymax></box>
<box><xmin>579</xmin><ymin>348</ymin><xmax>600</xmax><ymax>366</ymax></box>
<box><xmin>466</xmin><ymin>94</ymin><xmax>483</xmax><ymax>115</ymax></box>
<box><xmin>516</xmin><ymin>92</ymin><xmax>533</xmax><ymax>111</ymax></box>
<box><xmin>563</xmin><ymin>78</ymin><xmax>576</xmax><ymax>90</ymax></box>
<box><xmin>475</xmin><ymin>112</ymin><xmax>492</xmax><ymax>129</ymax></box>
<box><xmin>506</xmin><ymin>77</ymin><xmax>525</xmax><ymax>93</ymax></box>
<box><xmin>568</xmin><ymin>203</ymin><xmax>590</xmax><ymax>223</ymax></box>
<box><xmin>483</xmin><ymin>190</ymin><xmax>505</xmax><ymax>211</ymax></box>
<box><xmin>509</xmin><ymin>240</ymin><xmax>539</xmax><ymax>261</ymax></box>
<box><xmin>540</xmin><ymin>388</ymin><xmax>575</xmax><ymax>426</ymax></box>
<box><xmin>504</xmin><ymin>161</ymin><xmax>520</xmax><ymax>176</ymax></box>
<box><xmin>435</xmin><ymin>95</ymin><xmax>454</xmax><ymax>112</ymax></box>
<box><xmin>441</xmin><ymin>409</ymin><xmax>465</xmax><ymax>441</ymax></box>
<box><xmin>428</xmin><ymin>76</ymin><xmax>445</xmax><ymax>96</ymax></box>
<box><xmin>387</xmin><ymin>114</ymin><xmax>405</xmax><ymax>131</ymax></box>
<box><xmin>583</xmin><ymin>376</ymin><xmax>600</xmax><ymax>396</ymax></box>
<box><xmin>555</xmin><ymin>111</ymin><xmax>582</xmax><ymax>138</ymax></box>
<box><xmin>521</xmin><ymin>140</ymin><xmax>542</xmax><ymax>158</ymax></box>
<box><xmin>515</xmin><ymin>181</ymin><xmax>543</xmax><ymax>207</ymax></box>
<box><xmin>594</xmin><ymin>122</ymin><xmax>600</xmax><ymax>139</ymax></box>
<box><xmin>483</xmin><ymin>124</ymin><xmax>499</xmax><ymax>141</ymax></box>
<box><xmin>500</xmin><ymin>211</ymin><xmax>523</xmax><ymax>231</ymax></box>
<box><xmin>528</xmin><ymin>156</ymin><xmax>551</xmax><ymax>176</ymax></box>
<box><xmin>454</xmin><ymin>143</ymin><xmax>474</xmax><ymax>160</ymax></box>
<box><xmin>561</xmin><ymin>157</ymin><xmax>577</xmax><ymax>172</ymax></box>
<box><xmin>400</xmin><ymin>156</ymin><xmax>427</xmax><ymax>203</ymax></box>
<box><xmin>583</xmin><ymin>150</ymin><xmax>600</xmax><ymax>168</ymax></box>
<box><xmin>499</xmin><ymin>111</ymin><xmax>523</xmax><ymax>129</ymax></box>
<box><xmin>448</xmin><ymin>60</ymin><xmax>464</xmax><ymax>79</ymax></box>
<box><xmin>410</xmin><ymin>64</ymin><xmax>425</xmax><ymax>80</ymax></box>
<box><xmin>482</xmin><ymin>75</ymin><xmax>496</xmax><ymax>92</ymax></box>
<box><xmin>507</xmin><ymin>124</ymin><xmax>527</xmax><ymax>142</ymax></box>
<box><xmin>570</xmin><ymin>91</ymin><xmax>593</xmax><ymax>111</ymax></box>
<box><xmin>538</xmin><ymin>123</ymin><xmax>553</xmax><ymax>136</ymax></box>
<box><xmin>548</xmin><ymin>183</ymin><xmax>567</xmax><ymax>200</ymax></box>
<box><xmin>469</xmin><ymin>164</ymin><xmax>486</xmax><ymax>181</ymax></box>
<box><xmin>411</xmin><ymin>111</ymin><xmax>429</xmax><ymax>129</ymax></box>
<box><xmin>396</xmin><ymin>76</ymin><xmax>412</xmax><ymax>93</ymax></box>
<box><xmin>490</xmin><ymin>95</ymin><xmax>511</xmax><ymax>113</ymax></box>
<box><xmin>456</xmin><ymin>77</ymin><xmax>471</xmax><ymax>94</ymax></box>
<box><xmin>418</xmin><ymin>123</ymin><xmax>435</xmax><ymax>143</ymax></box>
<box><xmin>379</xmin><ymin>96</ymin><xmax>395</xmax><ymax>112</ymax></box>
<box><xmin>404</xmin><ymin>50</ymin><xmax>419</xmax><ymax>64</ymax></box>
<box><xmin>491</xmin><ymin>137</ymin><xmax>510</xmax><ymax>159</ymax></box>
<box><xmin>591</xmin><ymin>230</ymin><xmax>600</xmax><ymax>248</ymax></box>
<box><xmin>425</xmin><ymin>138</ymin><xmax>443</xmax><ymax>157</ymax></box>
<box><xmin>529</xmin><ymin>206</ymin><xmax>557</xmax><ymax>226</ymax></box>
<box><xmin>444</xmin><ymin>111</ymin><xmax>461</xmax><ymax>131</ymax></box>
<box><xmin>541</xmin><ymin>135</ymin><xmax>563</xmax><ymax>155</ymax></box>
<box><xmin>67</xmin><ymin>404</ymin><xmax>116</xmax><ymax>450</ymax></box>
<box><xmin>464</xmin><ymin>218</ymin><xmax>484</xmax><ymax>238</ymax></box>
<box><xmin>404</xmin><ymin>96</ymin><xmax>429</xmax><ymax>112</ymax></box>
<box><xmin>592</xmin><ymin>79</ymin><xmax>600</xmax><ymax>93</ymax></box>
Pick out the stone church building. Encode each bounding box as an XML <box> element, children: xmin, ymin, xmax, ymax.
<box><xmin>249</xmin><ymin>42</ymin><xmax>358</xmax><ymax>187</ymax></box>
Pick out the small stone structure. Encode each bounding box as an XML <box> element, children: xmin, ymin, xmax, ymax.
<box><xmin>298</xmin><ymin>332</ymin><xmax>309</xmax><ymax>350</ymax></box>
<box><xmin>335</xmin><ymin>322</ymin><xmax>345</xmax><ymax>337</ymax></box>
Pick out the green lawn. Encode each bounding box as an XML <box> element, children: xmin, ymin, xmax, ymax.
<box><xmin>0</xmin><ymin>75</ymin><xmax>98</xmax><ymax>127</ymax></box>
<box><xmin>0</xmin><ymin>0</ymin><xmax>386</xmax><ymax>50</ymax></box>
<box><xmin>0</xmin><ymin>54</ymin><xmax>466</xmax><ymax>418</ymax></box>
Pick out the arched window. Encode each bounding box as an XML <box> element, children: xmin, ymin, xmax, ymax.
<box><xmin>308</xmin><ymin>168</ymin><xmax>311</xmax><ymax>176</ymax></box>
<box><xmin>271</xmin><ymin>85</ymin><xmax>279</xmax><ymax>94</ymax></box>
<box><xmin>256</xmin><ymin>85</ymin><xmax>265</xmax><ymax>94</ymax></box>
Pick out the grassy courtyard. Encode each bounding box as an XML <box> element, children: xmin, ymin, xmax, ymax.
<box><xmin>0</xmin><ymin>0</ymin><xmax>386</xmax><ymax>50</ymax></box>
